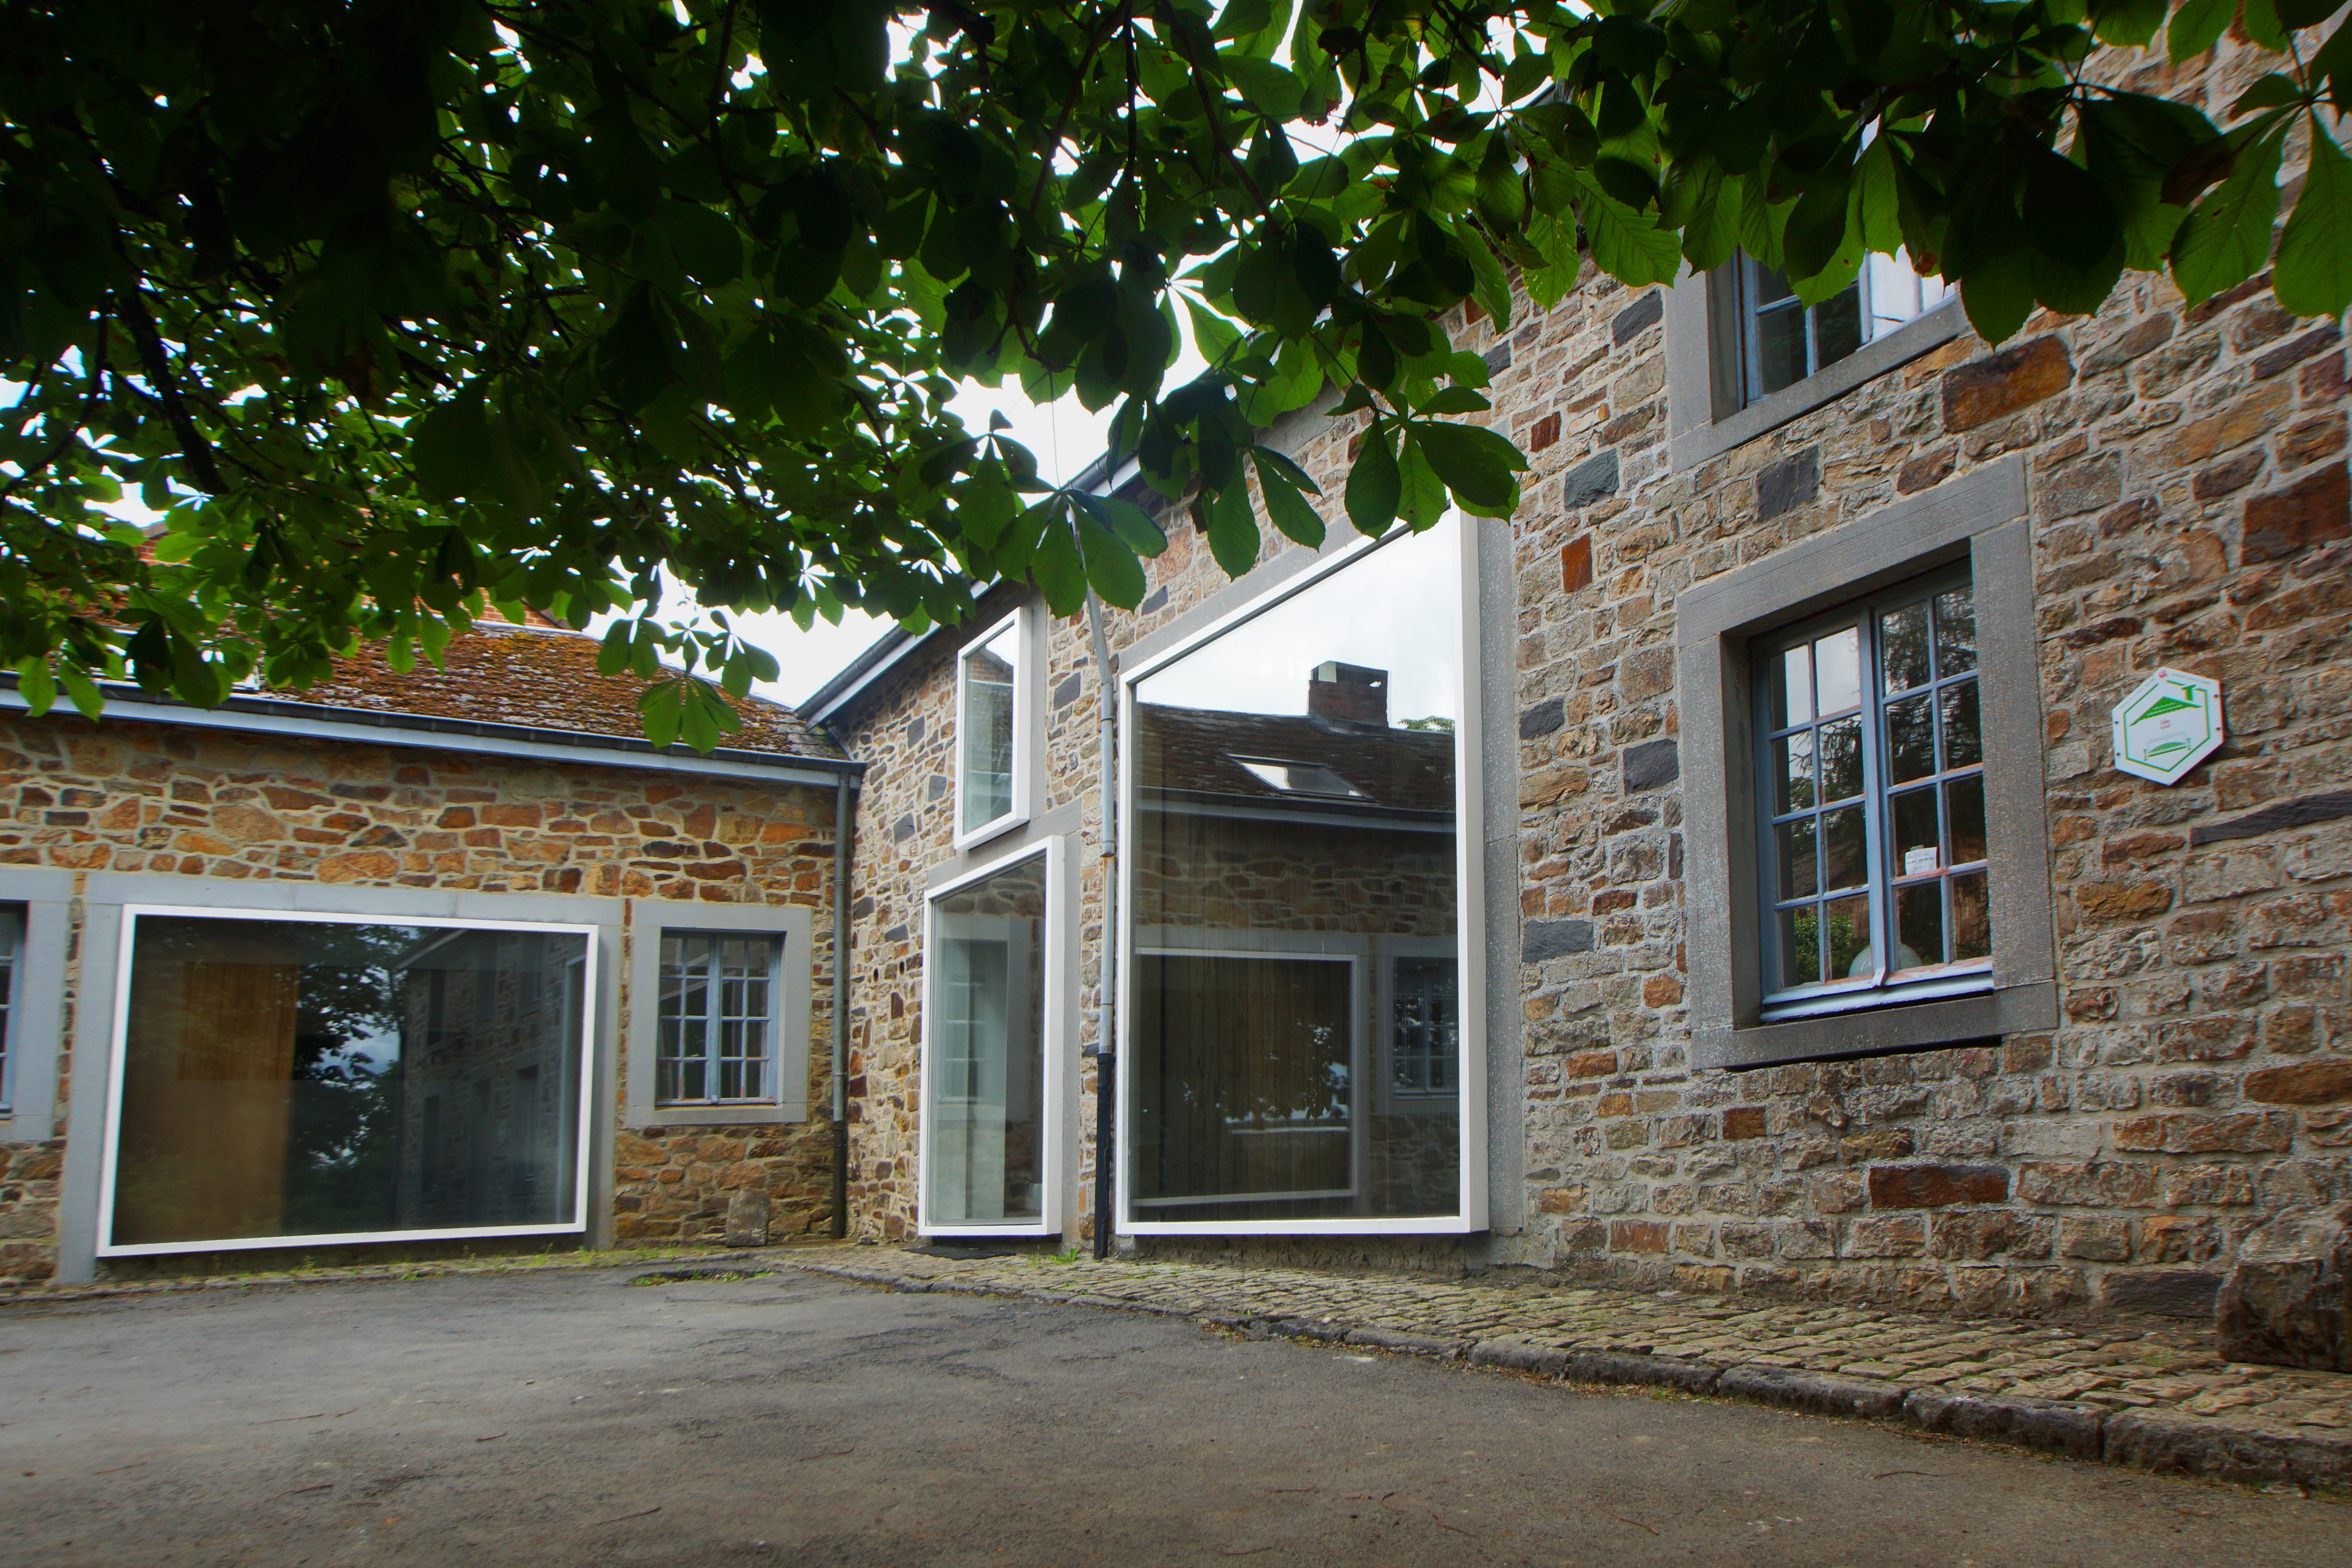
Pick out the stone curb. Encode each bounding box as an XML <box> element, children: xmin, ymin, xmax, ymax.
<box><xmin>788</xmin><ymin>1259</ymin><xmax>2352</xmax><ymax>1495</ymax></box>
<box><xmin>0</xmin><ymin>1247</ymin><xmax>758</xmax><ymax>1308</ymax></box>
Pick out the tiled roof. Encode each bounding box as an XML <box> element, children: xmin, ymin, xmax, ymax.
<box><xmin>287</xmin><ymin>622</ymin><xmax>842</xmax><ymax>761</ymax></box>
<box><xmin>1136</xmin><ymin>704</ymin><xmax>1455</xmax><ymax>815</ymax></box>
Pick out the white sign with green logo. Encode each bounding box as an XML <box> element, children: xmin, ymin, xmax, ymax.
<box><xmin>2111</xmin><ymin>668</ymin><xmax>2224</xmax><ymax>785</ymax></box>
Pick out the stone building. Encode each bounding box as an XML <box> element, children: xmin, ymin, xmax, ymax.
<box><xmin>809</xmin><ymin>28</ymin><xmax>2350</xmax><ymax>1322</ymax></box>
<box><xmin>0</xmin><ymin>619</ymin><xmax>856</xmax><ymax>1284</ymax></box>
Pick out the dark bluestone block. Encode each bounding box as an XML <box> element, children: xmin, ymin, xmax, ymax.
<box><xmin>1622</xmin><ymin>737</ymin><xmax>1679</xmax><ymax>793</ymax></box>
<box><xmin>1524</xmin><ymin>920</ymin><xmax>1594</xmax><ymax>963</ymax></box>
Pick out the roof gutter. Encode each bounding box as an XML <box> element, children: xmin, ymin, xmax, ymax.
<box><xmin>0</xmin><ymin>685</ymin><xmax>864</xmax><ymax>792</ymax></box>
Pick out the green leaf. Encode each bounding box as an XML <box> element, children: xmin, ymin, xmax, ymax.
<box><xmin>1030</xmin><ymin>502</ymin><xmax>1089</xmax><ymax>614</ymax></box>
<box><xmin>2088</xmin><ymin>0</ymin><xmax>2167</xmax><ymax>46</ymax></box>
<box><xmin>1074</xmin><ymin>511</ymin><xmax>1148</xmax><ymax>609</ymax></box>
<box><xmin>1345</xmin><ymin>423</ymin><xmax>1402</xmax><ymax>536</ymax></box>
<box><xmin>2171</xmin><ymin>127</ymin><xmax>2286</xmax><ymax>305</ymax></box>
<box><xmin>1412</xmin><ymin>420</ymin><xmax>1525</xmax><ymax>516</ymax></box>
<box><xmin>2276</xmin><ymin>119</ymin><xmax>2352</xmax><ymax>318</ymax></box>
<box><xmin>1580</xmin><ymin>185</ymin><xmax>1684</xmax><ymax>286</ymax></box>
<box><xmin>1073</xmin><ymin>492</ymin><xmax>1169</xmax><ymax>559</ymax></box>
<box><xmin>2023</xmin><ymin>149</ymin><xmax>2121</xmax><ymax>270</ymax></box>
<box><xmin>1183</xmin><ymin>297</ymin><xmax>1243</xmax><ymax>364</ymax></box>
<box><xmin>1418</xmin><ymin>386</ymin><xmax>1493</xmax><ymax>415</ymax></box>
<box><xmin>1682</xmin><ymin>169</ymin><xmax>1743</xmax><ymax>272</ymax></box>
<box><xmin>1959</xmin><ymin>254</ymin><xmax>2037</xmax><ymax>345</ymax></box>
<box><xmin>2168</xmin><ymin>0</ymin><xmax>2235</xmax><ymax>61</ymax></box>
<box><xmin>2240</xmin><ymin>0</ymin><xmax>2289</xmax><ymax>50</ymax></box>
<box><xmin>1463</xmin><ymin>229</ymin><xmax>1515</xmax><ymax>332</ymax></box>
<box><xmin>413</xmin><ymin>393</ymin><xmax>494</xmax><ymax>505</ymax></box>
<box><xmin>1256</xmin><ymin>465</ymin><xmax>1327</xmax><ymax>547</ymax></box>
<box><xmin>1204</xmin><ymin>475</ymin><xmax>1262</xmax><ymax>577</ymax></box>
<box><xmin>639</xmin><ymin>680</ymin><xmax>683</xmax><ymax>749</ymax></box>
<box><xmin>1221</xmin><ymin>54</ymin><xmax>1302</xmax><ymax>119</ymax></box>
<box><xmin>1396</xmin><ymin>433</ymin><xmax>1448</xmax><ymax>530</ymax></box>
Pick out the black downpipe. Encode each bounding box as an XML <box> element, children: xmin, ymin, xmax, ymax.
<box><xmin>831</xmin><ymin>769</ymin><xmax>853</xmax><ymax>1239</ymax></box>
<box><xmin>1085</xmin><ymin>590</ymin><xmax>1119</xmax><ymax>1260</ymax></box>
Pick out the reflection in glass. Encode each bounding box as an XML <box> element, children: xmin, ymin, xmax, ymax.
<box><xmin>1776</xmin><ymin>817</ymin><xmax>1820</xmax><ymax>900</ymax></box>
<box><xmin>1881</xmin><ymin>603</ymin><xmax>1931</xmax><ymax>694</ymax></box>
<box><xmin>1822</xmin><ymin>805</ymin><xmax>1867</xmax><ymax>891</ymax></box>
<box><xmin>1769</xmin><ymin>644</ymin><xmax>1813</xmax><ymax>729</ymax></box>
<box><xmin>1824</xmin><ymin>894</ymin><xmax>1872</xmax><ymax>979</ymax></box>
<box><xmin>1892</xmin><ymin>787</ymin><xmax>1939</xmax><ymax>877</ymax></box>
<box><xmin>1131</xmin><ymin>523</ymin><xmax>1462</xmax><ymax>1222</ymax></box>
<box><xmin>1773</xmin><ymin>733</ymin><xmax>1815</xmax><ymax>813</ymax></box>
<box><xmin>1818</xmin><ymin>716</ymin><xmax>1864</xmax><ymax>800</ymax></box>
<box><xmin>960</xmin><ymin>619</ymin><xmax>1018</xmax><ymax>833</ymax></box>
<box><xmin>926</xmin><ymin>854</ymin><xmax>1048</xmax><ymax>1226</ymax></box>
<box><xmin>1815</xmin><ymin>628</ymin><xmax>1862</xmax><ymax>716</ymax></box>
<box><xmin>1936</xmin><ymin>589</ymin><xmax>1978</xmax><ymax>674</ymax></box>
<box><xmin>111</xmin><ymin>915</ymin><xmax>586</xmax><ymax>1248</ymax></box>
<box><xmin>1814</xmin><ymin>287</ymin><xmax>1865</xmax><ymax>372</ymax></box>
<box><xmin>1948</xmin><ymin>775</ymin><xmax>1988</xmax><ymax>865</ymax></box>
<box><xmin>1953</xmin><ymin>871</ymin><xmax>1993</xmax><ymax>960</ymax></box>
<box><xmin>1780</xmin><ymin>906</ymin><xmax>1820</xmax><ymax>988</ymax></box>
<box><xmin>1886</xmin><ymin>693</ymin><xmax>1935</xmax><ymax>782</ymax></box>
<box><xmin>1894</xmin><ymin>881</ymin><xmax>1942</xmax><ymax>972</ymax></box>
<box><xmin>1940</xmin><ymin>680</ymin><xmax>1982</xmax><ymax>769</ymax></box>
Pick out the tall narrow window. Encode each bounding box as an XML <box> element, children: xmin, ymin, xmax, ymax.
<box><xmin>0</xmin><ymin>908</ymin><xmax>17</xmax><ymax>1112</ymax></box>
<box><xmin>1726</xmin><ymin>253</ymin><xmax>1952</xmax><ymax>405</ymax></box>
<box><xmin>1125</xmin><ymin>518</ymin><xmax>1479</xmax><ymax>1234</ymax></box>
<box><xmin>922</xmin><ymin>845</ymin><xmax>1055</xmax><ymax>1232</ymax></box>
<box><xmin>1757</xmin><ymin>572</ymin><xmax>1990</xmax><ymax>1018</ymax></box>
<box><xmin>656</xmin><ymin>933</ymin><xmax>782</xmax><ymax>1105</ymax></box>
<box><xmin>956</xmin><ymin>610</ymin><xmax>1027</xmax><ymax>844</ymax></box>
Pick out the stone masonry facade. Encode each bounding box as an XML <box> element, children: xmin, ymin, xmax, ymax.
<box><xmin>0</xmin><ymin>714</ymin><xmax>843</xmax><ymax>1281</ymax></box>
<box><xmin>833</xmin><ymin>29</ymin><xmax>2352</xmax><ymax>1318</ymax></box>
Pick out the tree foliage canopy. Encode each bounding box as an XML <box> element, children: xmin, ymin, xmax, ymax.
<box><xmin>2</xmin><ymin>0</ymin><xmax>2342</xmax><ymax>746</ymax></box>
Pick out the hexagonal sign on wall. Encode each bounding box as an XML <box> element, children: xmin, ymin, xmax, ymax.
<box><xmin>2111</xmin><ymin>668</ymin><xmax>2225</xmax><ymax>785</ymax></box>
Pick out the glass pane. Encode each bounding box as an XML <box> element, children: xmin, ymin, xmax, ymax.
<box><xmin>1894</xmin><ymin>881</ymin><xmax>1945</xmax><ymax>971</ymax></box>
<box><xmin>1952</xmin><ymin>870</ymin><xmax>1993</xmax><ymax>961</ymax></box>
<box><xmin>1822</xmin><ymin>804</ymin><xmax>1867</xmax><ymax>892</ymax></box>
<box><xmin>110</xmin><ymin>915</ymin><xmax>587</xmax><ymax>1248</ymax></box>
<box><xmin>1880</xmin><ymin>603</ymin><xmax>1931</xmax><ymax>694</ymax></box>
<box><xmin>926</xmin><ymin>855</ymin><xmax>1049</xmax><ymax>1226</ymax></box>
<box><xmin>1882</xmin><ymin>693</ymin><xmax>1931</xmax><ymax>784</ymax></box>
<box><xmin>1767</xmin><ymin>643</ymin><xmax>1813</xmax><ymax>730</ymax></box>
<box><xmin>1814</xmin><ymin>628</ymin><xmax>1862</xmax><ymax>716</ymax></box>
<box><xmin>1947</xmin><ymin>775</ymin><xmax>1988</xmax><ymax>865</ymax></box>
<box><xmin>1818</xmin><ymin>715</ymin><xmax>1864</xmax><ymax>802</ymax></box>
<box><xmin>1776</xmin><ymin>817</ymin><xmax>1820</xmax><ymax>901</ymax></box>
<box><xmin>1935</xmin><ymin>588</ymin><xmax>1978</xmax><ymax>675</ymax></box>
<box><xmin>1940</xmin><ymin>679</ymin><xmax>1983</xmax><ymax>769</ymax></box>
<box><xmin>1755</xmin><ymin>298</ymin><xmax>1807</xmax><ymax>395</ymax></box>
<box><xmin>1131</xmin><ymin>521</ymin><xmax>1463</xmax><ymax>1222</ymax></box>
<box><xmin>1772</xmin><ymin>732</ymin><xmax>1815</xmax><ymax>814</ymax></box>
<box><xmin>1814</xmin><ymin>285</ymin><xmax>1864</xmax><ymax>372</ymax></box>
<box><xmin>1824</xmin><ymin>894</ymin><xmax>1872</xmax><ymax>981</ymax></box>
<box><xmin>1779</xmin><ymin>905</ymin><xmax>1822</xmax><ymax>989</ymax></box>
<box><xmin>960</xmin><ymin>621</ymin><xmax>1018</xmax><ymax>833</ymax></box>
<box><xmin>1892</xmin><ymin>787</ymin><xmax>1940</xmax><ymax>878</ymax></box>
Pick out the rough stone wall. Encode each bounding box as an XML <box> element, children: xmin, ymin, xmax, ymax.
<box><xmin>0</xmin><ymin>714</ymin><xmax>842</xmax><ymax>1280</ymax></box>
<box><xmin>832</xmin><ymin>34</ymin><xmax>2348</xmax><ymax>1316</ymax></box>
<box><xmin>1505</xmin><ymin>34</ymin><xmax>2350</xmax><ymax>1316</ymax></box>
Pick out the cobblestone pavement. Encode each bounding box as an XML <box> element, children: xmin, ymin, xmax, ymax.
<box><xmin>787</xmin><ymin>1247</ymin><xmax>2352</xmax><ymax>1494</ymax></box>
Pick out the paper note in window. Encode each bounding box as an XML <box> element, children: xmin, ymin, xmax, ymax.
<box><xmin>1904</xmin><ymin>846</ymin><xmax>1939</xmax><ymax>876</ymax></box>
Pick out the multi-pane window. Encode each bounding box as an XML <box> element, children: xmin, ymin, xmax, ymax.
<box><xmin>1390</xmin><ymin>958</ymin><xmax>1458</xmax><ymax>1097</ymax></box>
<box><xmin>1727</xmin><ymin>253</ymin><xmax>1952</xmax><ymax>406</ymax></box>
<box><xmin>956</xmin><ymin>611</ymin><xmax>1024</xmax><ymax>841</ymax></box>
<box><xmin>923</xmin><ymin>849</ymin><xmax>1050</xmax><ymax>1230</ymax></box>
<box><xmin>656</xmin><ymin>933</ymin><xmax>781</xmax><ymax>1105</ymax></box>
<box><xmin>1758</xmin><ymin>573</ymin><xmax>1989</xmax><ymax>1015</ymax></box>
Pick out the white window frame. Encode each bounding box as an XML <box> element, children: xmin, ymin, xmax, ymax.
<box><xmin>1114</xmin><ymin>515</ymin><xmax>1488</xmax><ymax>1238</ymax></box>
<box><xmin>624</xmin><ymin>898</ymin><xmax>815</xmax><ymax>1127</ymax></box>
<box><xmin>94</xmin><ymin>904</ymin><xmax>602</xmax><ymax>1258</ymax></box>
<box><xmin>917</xmin><ymin>834</ymin><xmax>1065</xmax><ymax>1237</ymax></box>
<box><xmin>952</xmin><ymin>605</ymin><xmax>1033</xmax><ymax>852</ymax></box>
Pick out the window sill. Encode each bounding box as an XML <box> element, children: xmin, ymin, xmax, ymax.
<box><xmin>1671</xmin><ymin>298</ymin><xmax>1966</xmax><ymax>473</ymax></box>
<box><xmin>1696</xmin><ymin>979</ymin><xmax>2056</xmax><ymax>1072</ymax></box>
<box><xmin>630</xmin><ymin>1103</ymin><xmax>802</xmax><ymax>1129</ymax></box>
<box><xmin>951</xmin><ymin>810</ymin><xmax>1031</xmax><ymax>856</ymax></box>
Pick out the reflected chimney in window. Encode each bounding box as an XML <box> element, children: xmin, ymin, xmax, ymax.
<box><xmin>1307</xmin><ymin>661</ymin><xmax>1388</xmax><ymax>729</ymax></box>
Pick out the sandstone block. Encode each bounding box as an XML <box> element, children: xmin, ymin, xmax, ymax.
<box><xmin>2244</xmin><ymin>1059</ymin><xmax>2352</xmax><ymax>1104</ymax></box>
<box><xmin>2242</xmin><ymin>461</ymin><xmax>2350</xmax><ymax>564</ymax></box>
<box><xmin>2216</xmin><ymin>1201</ymin><xmax>2352</xmax><ymax>1372</ymax></box>
<box><xmin>1942</xmin><ymin>336</ymin><xmax>2071</xmax><ymax>431</ymax></box>
<box><xmin>1867</xmin><ymin>1163</ymin><xmax>2009</xmax><ymax>1208</ymax></box>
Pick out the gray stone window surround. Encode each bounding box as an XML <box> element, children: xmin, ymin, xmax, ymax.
<box><xmin>0</xmin><ymin>868</ymin><xmax>74</xmax><ymax>1138</ymax></box>
<box><xmin>1676</xmin><ymin>456</ymin><xmax>2057</xmax><ymax>1070</ymax></box>
<box><xmin>624</xmin><ymin>897</ymin><xmax>816</xmax><ymax>1128</ymax></box>
<box><xmin>55</xmin><ymin>874</ymin><xmax>626</xmax><ymax>1283</ymax></box>
<box><xmin>1664</xmin><ymin>263</ymin><xmax>1966</xmax><ymax>473</ymax></box>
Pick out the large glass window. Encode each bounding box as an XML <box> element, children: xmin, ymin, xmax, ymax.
<box><xmin>1727</xmin><ymin>252</ymin><xmax>1951</xmax><ymax>405</ymax></box>
<box><xmin>1125</xmin><ymin>519</ymin><xmax>1476</xmax><ymax>1232</ymax></box>
<box><xmin>656</xmin><ymin>933</ymin><xmax>782</xmax><ymax>1105</ymax></box>
<box><xmin>922</xmin><ymin>846</ymin><xmax>1054</xmax><ymax>1231</ymax></box>
<box><xmin>956</xmin><ymin>610</ymin><xmax>1025</xmax><ymax>843</ymax></box>
<box><xmin>102</xmin><ymin>910</ymin><xmax>593</xmax><ymax>1254</ymax></box>
<box><xmin>1757</xmin><ymin>571</ymin><xmax>1990</xmax><ymax>1018</ymax></box>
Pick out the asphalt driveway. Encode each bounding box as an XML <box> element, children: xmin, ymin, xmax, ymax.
<box><xmin>2</xmin><ymin>1263</ymin><xmax>2346</xmax><ymax>1566</ymax></box>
